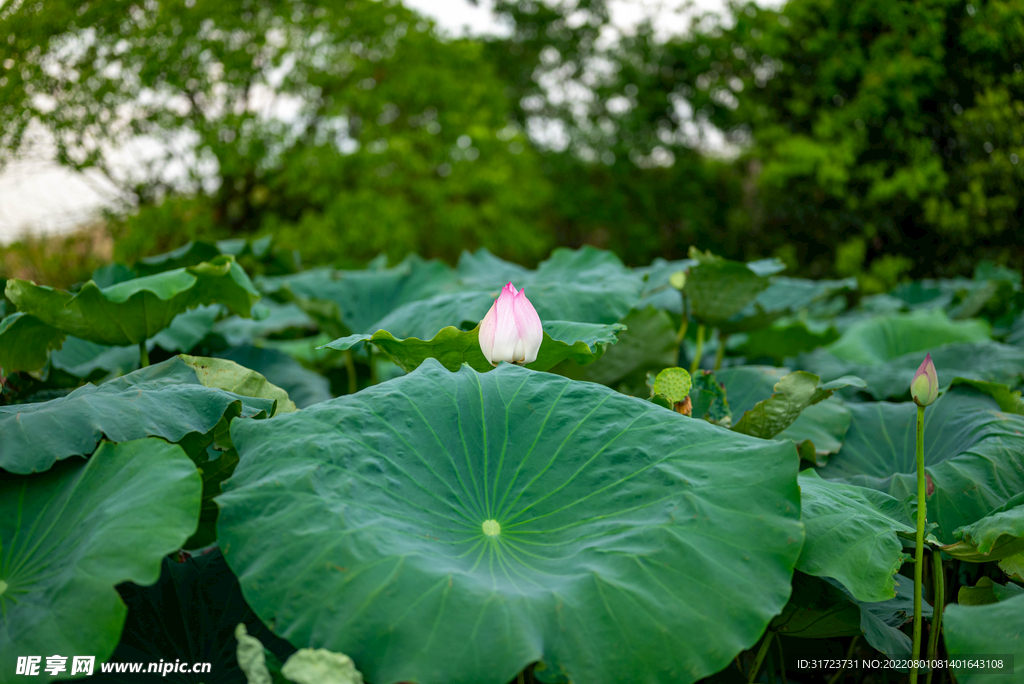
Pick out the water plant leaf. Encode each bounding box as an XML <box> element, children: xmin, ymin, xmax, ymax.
<box><xmin>0</xmin><ymin>356</ymin><xmax>276</xmax><ymax>474</ymax></box>
<box><xmin>90</xmin><ymin>549</ymin><xmax>294</xmax><ymax>684</ymax></box>
<box><xmin>817</xmin><ymin>384</ymin><xmax>1024</xmax><ymax>541</ymax></box>
<box><xmin>0</xmin><ymin>439</ymin><xmax>201</xmax><ymax>682</ymax></box>
<box><xmin>218</xmin><ymin>359</ymin><xmax>803</xmax><ymax>684</ymax></box>
<box><xmin>320</xmin><ymin>321</ymin><xmax>623</xmax><ymax>373</ymax></box>
<box><xmin>800</xmin><ymin>340</ymin><xmax>1024</xmax><ymax>400</ymax></box>
<box><xmin>824</xmin><ymin>310</ymin><xmax>990</xmax><ymax>366</ymax></box>
<box><xmin>215</xmin><ymin>346</ymin><xmax>333</xmax><ymax>409</ymax></box>
<box><xmin>257</xmin><ymin>255</ymin><xmax>458</xmax><ymax>337</ymax></box>
<box><xmin>571</xmin><ymin>307</ymin><xmax>677</xmax><ymax>389</ymax></box>
<box><xmin>683</xmin><ymin>249</ymin><xmax>772</xmax><ymax>325</ymax></box>
<box><xmin>4</xmin><ymin>256</ymin><xmax>259</xmax><ymax>346</ymax></box>
<box><xmin>0</xmin><ymin>312</ymin><xmax>65</xmax><ymax>373</ymax></box>
<box><xmin>796</xmin><ymin>471</ymin><xmax>917</xmax><ymax>602</ymax></box>
<box><xmin>771</xmin><ymin>572</ymin><xmax>929</xmax><ymax>660</ymax></box>
<box><xmin>181</xmin><ymin>355</ymin><xmax>296</xmax><ymax>415</ymax></box>
<box><xmin>731</xmin><ymin>371</ymin><xmax>864</xmax><ymax>440</ymax></box>
<box><xmin>775</xmin><ymin>397</ymin><xmax>853</xmax><ymax>466</ymax></box>
<box><xmin>943</xmin><ymin>593</ymin><xmax>1024</xmax><ymax>684</ymax></box>
<box><xmin>943</xmin><ymin>493</ymin><xmax>1024</xmax><ymax>562</ymax></box>
<box><xmin>370</xmin><ymin>248</ymin><xmax>643</xmax><ymax>340</ymax></box>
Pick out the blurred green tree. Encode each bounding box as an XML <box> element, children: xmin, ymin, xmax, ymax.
<box><xmin>483</xmin><ymin>0</ymin><xmax>750</xmax><ymax>266</ymax></box>
<box><xmin>486</xmin><ymin>0</ymin><xmax>1024</xmax><ymax>280</ymax></box>
<box><xmin>662</xmin><ymin>0</ymin><xmax>1024</xmax><ymax>281</ymax></box>
<box><xmin>0</xmin><ymin>0</ymin><xmax>554</xmax><ymax>266</ymax></box>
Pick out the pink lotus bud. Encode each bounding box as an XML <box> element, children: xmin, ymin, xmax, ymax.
<box><xmin>478</xmin><ymin>282</ymin><xmax>543</xmax><ymax>366</ymax></box>
<box><xmin>911</xmin><ymin>353</ymin><xmax>938</xmax><ymax>407</ymax></box>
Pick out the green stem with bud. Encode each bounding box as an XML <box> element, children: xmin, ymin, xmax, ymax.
<box><xmin>139</xmin><ymin>341</ymin><xmax>149</xmax><ymax>368</ymax></box>
<box><xmin>910</xmin><ymin>403</ymin><xmax>926</xmax><ymax>684</ymax></box>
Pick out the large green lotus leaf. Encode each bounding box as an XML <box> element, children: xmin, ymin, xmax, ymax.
<box><xmin>320</xmin><ymin>321</ymin><xmax>624</xmax><ymax>374</ymax></box>
<box><xmin>213</xmin><ymin>301</ymin><xmax>317</xmax><ymax>347</ymax></box>
<box><xmin>503</xmin><ymin>247</ymin><xmax>643</xmax><ymax>323</ymax></box>
<box><xmin>748</xmin><ymin>277</ymin><xmax>857</xmax><ymax>315</ymax></box>
<box><xmin>715</xmin><ymin>366</ymin><xmax>790</xmax><ymax>416</ymax></box>
<box><xmin>730</xmin><ymin>372</ymin><xmax>864</xmax><ymax>440</ymax></box>
<box><xmin>949</xmin><ymin>378</ymin><xmax>1024</xmax><ymax>415</ymax></box>
<box><xmin>90</xmin><ymin>262</ymin><xmax>138</xmax><ymax>288</ymax></box>
<box><xmin>187</xmin><ymin>446</ymin><xmax>240</xmax><ymax>550</ymax></box>
<box><xmin>796</xmin><ymin>472</ymin><xmax>916</xmax><ymax>602</ymax></box>
<box><xmin>1007</xmin><ymin>311</ymin><xmax>1024</xmax><ymax>347</ymax></box>
<box><xmin>836</xmin><ymin>575</ymin><xmax>928</xmax><ymax>661</ymax></box>
<box><xmin>800</xmin><ymin>341</ymin><xmax>1024</xmax><ymax>400</ymax></box>
<box><xmin>370</xmin><ymin>291</ymin><xmax>490</xmax><ymax>340</ymax></box>
<box><xmin>257</xmin><ymin>255</ymin><xmax>458</xmax><ymax>337</ymax></box>
<box><xmin>149</xmin><ymin>304</ymin><xmax>221</xmax><ymax>353</ymax></box>
<box><xmin>0</xmin><ymin>356</ymin><xmax>276</xmax><ymax>474</ymax></box>
<box><xmin>0</xmin><ymin>439</ymin><xmax>201</xmax><ymax>681</ymax></box>
<box><xmin>769</xmin><ymin>572</ymin><xmax>862</xmax><ymax>638</ymax></box>
<box><xmin>218</xmin><ymin>360</ymin><xmax>804</xmax><ymax>684</ymax></box>
<box><xmin>944</xmin><ymin>493</ymin><xmax>1024</xmax><ymax>562</ymax></box>
<box><xmin>571</xmin><ymin>307</ymin><xmax>678</xmax><ymax>389</ymax></box>
<box><xmin>0</xmin><ymin>312</ymin><xmax>66</xmax><ymax>373</ymax></box>
<box><xmin>715</xmin><ymin>367</ymin><xmax>861</xmax><ymax>443</ymax></box>
<box><xmin>215</xmin><ymin>346</ymin><xmax>333</xmax><ymax>409</ymax></box>
<box><xmin>771</xmin><ymin>572</ymin><xmax>928</xmax><ymax>660</ymax></box>
<box><xmin>47</xmin><ymin>307</ymin><xmax>222</xmax><ymax>381</ymax></box>
<box><xmin>180</xmin><ymin>355</ymin><xmax>296</xmax><ymax>415</ymax></box>
<box><xmin>89</xmin><ymin>548</ymin><xmax>294</xmax><ymax>684</ymax></box>
<box><xmin>683</xmin><ymin>250</ymin><xmax>773</xmax><ymax>325</ymax></box>
<box><xmin>635</xmin><ymin>258</ymin><xmax>694</xmax><ymax>314</ymax></box>
<box><xmin>956</xmin><ymin>577</ymin><xmax>1024</xmax><ymax>606</ymax></box>
<box><xmin>776</xmin><ymin>397</ymin><xmax>852</xmax><ymax>464</ymax></box>
<box><xmin>373</xmin><ymin>248</ymin><xmax>643</xmax><ymax>340</ymax></box>
<box><xmin>824</xmin><ymin>309</ymin><xmax>990</xmax><ymax>366</ymax></box>
<box><xmin>817</xmin><ymin>385</ymin><xmax>1024</xmax><ymax>542</ymax></box>
<box><xmin>999</xmin><ymin>553</ymin><xmax>1024</xmax><ymax>581</ymax></box>
<box><xmin>943</xmin><ymin>593</ymin><xmax>1024</xmax><ymax>684</ymax></box>
<box><xmin>455</xmin><ymin>248</ymin><xmax>532</xmax><ymax>287</ymax></box>
<box><xmin>50</xmin><ymin>336</ymin><xmax>140</xmax><ymax>380</ymax></box>
<box><xmin>721</xmin><ymin>277</ymin><xmax>857</xmax><ymax>334</ymax></box>
<box><xmin>735</xmin><ymin>319</ymin><xmax>841</xmax><ymax>364</ymax></box>
<box><xmin>134</xmin><ymin>240</ymin><xmax>222</xmax><ymax>276</ymax></box>
<box><xmin>4</xmin><ymin>256</ymin><xmax>259</xmax><ymax>346</ymax></box>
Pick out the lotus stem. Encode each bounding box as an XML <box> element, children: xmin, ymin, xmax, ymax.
<box><xmin>714</xmin><ymin>332</ymin><xmax>728</xmax><ymax>370</ymax></box>
<box><xmin>827</xmin><ymin>635</ymin><xmax>859</xmax><ymax>684</ymax></box>
<box><xmin>139</xmin><ymin>341</ymin><xmax>149</xmax><ymax>368</ymax></box>
<box><xmin>926</xmin><ymin>550</ymin><xmax>945</xmax><ymax>684</ymax></box>
<box><xmin>675</xmin><ymin>314</ymin><xmax>689</xmax><ymax>345</ymax></box>
<box><xmin>691</xmin><ymin>324</ymin><xmax>706</xmax><ymax>374</ymax></box>
<box><xmin>344</xmin><ymin>350</ymin><xmax>357</xmax><ymax>395</ymax></box>
<box><xmin>777</xmin><ymin>631</ymin><xmax>788</xmax><ymax>684</ymax></box>
<box><xmin>911</xmin><ymin>404</ymin><xmax>926</xmax><ymax>684</ymax></box>
<box><xmin>368</xmin><ymin>347</ymin><xmax>379</xmax><ymax>385</ymax></box>
<box><xmin>748</xmin><ymin>632</ymin><xmax>773</xmax><ymax>683</ymax></box>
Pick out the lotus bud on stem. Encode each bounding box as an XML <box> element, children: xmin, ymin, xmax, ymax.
<box><xmin>910</xmin><ymin>353</ymin><xmax>938</xmax><ymax>684</ymax></box>
<box><xmin>478</xmin><ymin>283</ymin><xmax>543</xmax><ymax>366</ymax></box>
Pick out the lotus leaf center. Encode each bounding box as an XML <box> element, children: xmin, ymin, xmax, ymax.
<box><xmin>0</xmin><ymin>580</ymin><xmax>6</xmax><ymax>597</ymax></box>
<box><xmin>482</xmin><ymin>519</ymin><xmax>501</xmax><ymax>536</ymax></box>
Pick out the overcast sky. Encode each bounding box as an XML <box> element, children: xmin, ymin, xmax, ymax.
<box><xmin>0</xmin><ymin>0</ymin><xmax>758</xmax><ymax>244</ymax></box>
